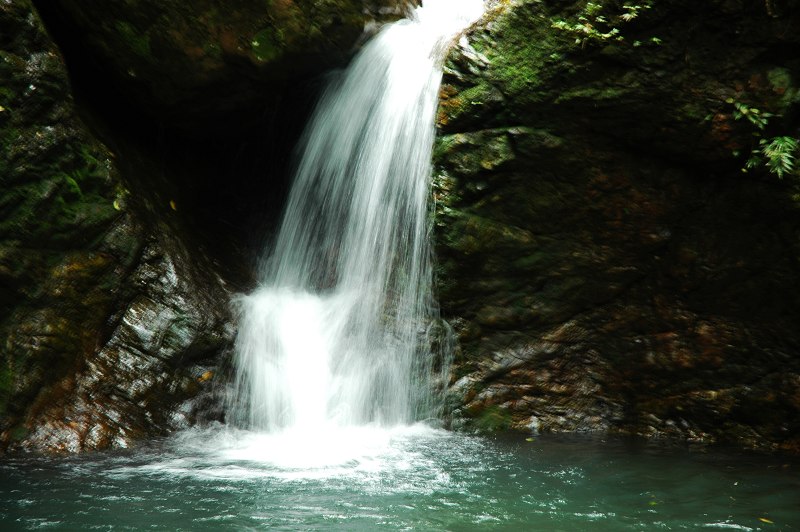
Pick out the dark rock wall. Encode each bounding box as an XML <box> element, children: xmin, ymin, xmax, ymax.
<box><xmin>1</xmin><ymin>0</ymin><xmax>414</xmax><ymax>454</ymax></box>
<box><xmin>31</xmin><ymin>0</ymin><xmax>417</xmax><ymax>285</ymax></box>
<box><xmin>4</xmin><ymin>0</ymin><xmax>800</xmax><ymax>454</ymax></box>
<box><xmin>1</xmin><ymin>1</ymin><xmax>230</xmax><ymax>453</ymax></box>
<box><xmin>435</xmin><ymin>0</ymin><xmax>800</xmax><ymax>451</ymax></box>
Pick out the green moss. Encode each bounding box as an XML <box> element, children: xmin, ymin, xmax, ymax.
<box><xmin>202</xmin><ymin>42</ymin><xmax>223</xmax><ymax>60</ymax></box>
<box><xmin>0</xmin><ymin>126</ymin><xmax>17</xmax><ymax>176</ymax></box>
<box><xmin>767</xmin><ymin>67</ymin><xmax>792</xmax><ymax>93</ymax></box>
<box><xmin>473</xmin><ymin>405</ymin><xmax>513</xmax><ymax>432</ymax></box>
<box><xmin>440</xmin><ymin>82</ymin><xmax>495</xmax><ymax>125</ymax></box>
<box><xmin>251</xmin><ymin>28</ymin><xmax>283</xmax><ymax>63</ymax></box>
<box><xmin>0</xmin><ymin>364</ymin><xmax>13</xmax><ymax>415</ymax></box>
<box><xmin>767</xmin><ymin>67</ymin><xmax>800</xmax><ymax>110</ymax></box>
<box><xmin>433</xmin><ymin>134</ymin><xmax>459</xmax><ymax>164</ymax></box>
<box><xmin>443</xmin><ymin>210</ymin><xmax>534</xmax><ymax>255</ymax></box>
<box><xmin>7</xmin><ymin>425</ymin><xmax>28</xmax><ymax>442</ymax></box>
<box><xmin>512</xmin><ymin>251</ymin><xmax>550</xmax><ymax>270</ymax></box>
<box><xmin>0</xmin><ymin>126</ymin><xmax>19</xmax><ymax>149</ymax></box>
<box><xmin>555</xmin><ymin>85</ymin><xmax>627</xmax><ymax>103</ymax></box>
<box><xmin>0</xmin><ymin>86</ymin><xmax>15</xmax><ymax>106</ymax></box>
<box><xmin>473</xmin><ymin>1</ymin><xmax>650</xmax><ymax>110</ymax></box>
<box><xmin>480</xmin><ymin>4</ymin><xmax>562</xmax><ymax>106</ymax></box>
<box><xmin>0</xmin><ymin>166</ymin><xmax>117</xmax><ymax>247</ymax></box>
<box><xmin>435</xmin><ymin>130</ymin><xmax>516</xmax><ymax>177</ymax></box>
<box><xmin>114</xmin><ymin>21</ymin><xmax>152</xmax><ymax>59</ymax></box>
<box><xmin>678</xmin><ymin>101</ymin><xmax>712</xmax><ymax>123</ymax></box>
<box><xmin>62</xmin><ymin>173</ymin><xmax>83</xmax><ymax>198</ymax></box>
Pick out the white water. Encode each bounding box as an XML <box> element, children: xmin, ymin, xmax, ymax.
<box><xmin>229</xmin><ymin>0</ymin><xmax>485</xmax><ymax>443</ymax></box>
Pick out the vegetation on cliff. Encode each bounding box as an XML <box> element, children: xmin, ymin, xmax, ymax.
<box><xmin>3</xmin><ymin>0</ymin><xmax>800</xmax><ymax>453</ymax></box>
<box><xmin>1</xmin><ymin>1</ymin><xmax>230</xmax><ymax>453</ymax></box>
<box><xmin>2</xmin><ymin>0</ymin><xmax>414</xmax><ymax>454</ymax></box>
<box><xmin>435</xmin><ymin>0</ymin><xmax>800</xmax><ymax>451</ymax></box>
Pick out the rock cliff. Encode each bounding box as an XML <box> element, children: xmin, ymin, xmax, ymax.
<box><xmin>1</xmin><ymin>0</ymin><xmax>410</xmax><ymax>453</ymax></box>
<box><xmin>435</xmin><ymin>0</ymin><xmax>800</xmax><ymax>451</ymax></box>
<box><xmin>4</xmin><ymin>0</ymin><xmax>800</xmax><ymax>454</ymax></box>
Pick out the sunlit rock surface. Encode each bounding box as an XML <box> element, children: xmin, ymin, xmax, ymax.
<box><xmin>436</xmin><ymin>0</ymin><xmax>800</xmax><ymax>451</ymax></box>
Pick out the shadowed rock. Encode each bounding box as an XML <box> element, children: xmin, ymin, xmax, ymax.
<box><xmin>436</xmin><ymin>0</ymin><xmax>800</xmax><ymax>452</ymax></box>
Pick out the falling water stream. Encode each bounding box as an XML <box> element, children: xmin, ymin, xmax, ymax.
<box><xmin>3</xmin><ymin>1</ymin><xmax>800</xmax><ymax>530</ymax></box>
<box><xmin>228</xmin><ymin>0</ymin><xmax>484</xmax><ymax>448</ymax></box>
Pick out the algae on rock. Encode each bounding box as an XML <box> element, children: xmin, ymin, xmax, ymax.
<box><xmin>2</xmin><ymin>0</ymin><xmax>417</xmax><ymax>454</ymax></box>
<box><xmin>1</xmin><ymin>1</ymin><xmax>231</xmax><ymax>454</ymax></box>
<box><xmin>435</xmin><ymin>0</ymin><xmax>800</xmax><ymax>452</ymax></box>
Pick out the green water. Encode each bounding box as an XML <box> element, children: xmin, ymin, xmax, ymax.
<box><xmin>1</xmin><ymin>425</ymin><xmax>798</xmax><ymax>530</ymax></box>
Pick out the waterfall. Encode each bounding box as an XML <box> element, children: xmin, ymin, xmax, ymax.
<box><xmin>230</xmin><ymin>0</ymin><xmax>484</xmax><ymax>434</ymax></box>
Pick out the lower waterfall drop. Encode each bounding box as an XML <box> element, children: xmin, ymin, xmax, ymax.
<box><xmin>230</xmin><ymin>0</ymin><xmax>484</xmax><ymax>438</ymax></box>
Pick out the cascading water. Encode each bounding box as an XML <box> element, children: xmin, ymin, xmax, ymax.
<box><xmin>230</xmin><ymin>0</ymin><xmax>484</xmax><ymax>438</ymax></box>
<box><xmin>9</xmin><ymin>6</ymin><xmax>800</xmax><ymax>531</ymax></box>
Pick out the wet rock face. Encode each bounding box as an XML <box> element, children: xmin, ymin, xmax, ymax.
<box><xmin>9</xmin><ymin>241</ymin><xmax>233</xmax><ymax>453</ymax></box>
<box><xmin>32</xmin><ymin>0</ymin><xmax>414</xmax><ymax>125</ymax></box>
<box><xmin>436</xmin><ymin>0</ymin><xmax>800</xmax><ymax>451</ymax></box>
<box><xmin>30</xmin><ymin>0</ymin><xmax>417</xmax><ymax>287</ymax></box>
<box><xmin>2</xmin><ymin>0</ymin><xmax>412</xmax><ymax>454</ymax></box>
<box><xmin>1</xmin><ymin>1</ymin><xmax>231</xmax><ymax>453</ymax></box>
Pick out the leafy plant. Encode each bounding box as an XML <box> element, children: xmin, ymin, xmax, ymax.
<box><xmin>726</xmin><ymin>98</ymin><xmax>799</xmax><ymax>179</ymax></box>
<box><xmin>551</xmin><ymin>1</ymin><xmax>657</xmax><ymax>48</ymax></box>
<box><xmin>727</xmin><ymin>98</ymin><xmax>772</xmax><ymax>130</ymax></box>
<box><xmin>758</xmin><ymin>136</ymin><xmax>798</xmax><ymax>178</ymax></box>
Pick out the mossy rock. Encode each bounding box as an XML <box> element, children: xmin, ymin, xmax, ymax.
<box><xmin>2</xmin><ymin>1</ymin><xmax>234</xmax><ymax>454</ymax></box>
<box><xmin>436</xmin><ymin>0</ymin><xmax>800</xmax><ymax>451</ymax></box>
<box><xmin>472</xmin><ymin>405</ymin><xmax>513</xmax><ymax>433</ymax></box>
<box><xmin>31</xmin><ymin>0</ymin><xmax>414</xmax><ymax>121</ymax></box>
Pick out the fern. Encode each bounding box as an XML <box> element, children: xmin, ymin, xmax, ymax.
<box><xmin>760</xmin><ymin>136</ymin><xmax>798</xmax><ymax>179</ymax></box>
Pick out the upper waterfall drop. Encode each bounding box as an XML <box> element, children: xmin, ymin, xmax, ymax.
<box><xmin>230</xmin><ymin>0</ymin><xmax>485</xmax><ymax>433</ymax></box>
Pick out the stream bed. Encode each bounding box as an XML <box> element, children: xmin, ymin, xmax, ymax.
<box><xmin>2</xmin><ymin>425</ymin><xmax>798</xmax><ymax>530</ymax></box>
